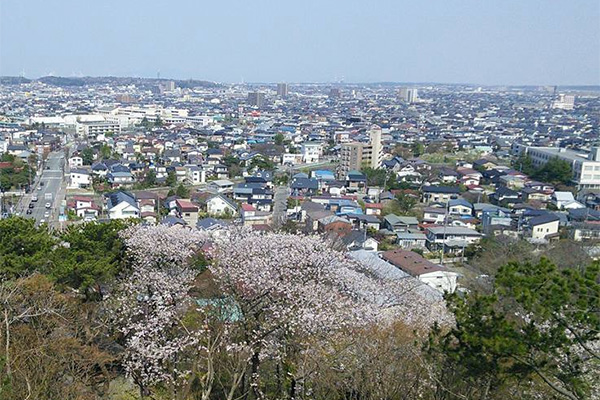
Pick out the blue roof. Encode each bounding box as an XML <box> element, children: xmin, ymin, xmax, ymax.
<box><xmin>107</xmin><ymin>191</ymin><xmax>136</xmax><ymax>210</ymax></box>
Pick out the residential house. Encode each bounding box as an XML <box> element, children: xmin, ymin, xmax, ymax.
<box><xmin>317</xmin><ymin>215</ymin><xmax>353</xmax><ymax>235</ymax></box>
<box><xmin>396</xmin><ymin>232</ymin><xmax>427</xmax><ymax>250</ymax></box>
<box><xmin>240</xmin><ymin>203</ymin><xmax>271</xmax><ymax>226</ymax></box>
<box><xmin>381</xmin><ymin>249</ymin><xmax>458</xmax><ymax>293</ymax></box>
<box><xmin>448</xmin><ymin>198</ymin><xmax>473</xmax><ymax>216</ymax></box>
<box><xmin>423</xmin><ymin>207</ymin><xmax>446</xmax><ymax>224</ymax></box>
<box><xmin>106</xmin><ymin>191</ymin><xmax>140</xmax><ymax>220</ymax></box>
<box><xmin>527</xmin><ymin>214</ymin><xmax>560</xmax><ymax>241</ymax></box>
<box><xmin>422</xmin><ymin>186</ymin><xmax>460</xmax><ymax>204</ymax></box>
<box><xmin>186</xmin><ymin>165</ymin><xmax>206</xmax><ymax>185</ymax></box>
<box><xmin>552</xmin><ymin>191</ymin><xmax>585</xmax><ymax>210</ymax></box>
<box><xmin>68</xmin><ymin>155</ymin><xmax>84</xmax><ymax>168</ymax></box>
<box><xmin>345</xmin><ymin>170</ymin><xmax>367</xmax><ymax>192</ymax></box>
<box><xmin>384</xmin><ymin>214</ymin><xmax>419</xmax><ymax>232</ymax></box>
<box><xmin>69</xmin><ymin>169</ymin><xmax>91</xmax><ymax>189</ymax></box>
<box><xmin>175</xmin><ymin>199</ymin><xmax>200</xmax><ymax>226</ymax></box>
<box><xmin>209</xmin><ymin>179</ymin><xmax>234</xmax><ymax>193</ymax></box>
<box><xmin>206</xmin><ymin>194</ymin><xmax>238</xmax><ymax>216</ymax></box>
<box><xmin>425</xmin><ymin>226</ymin><xmax>482</xmax><ymax>253</ymax></box>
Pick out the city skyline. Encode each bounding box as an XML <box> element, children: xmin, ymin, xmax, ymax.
<box><xmin>1</xmin><ymin>0</ymin><xmax>599</xmax><ymax>85</ymax></box>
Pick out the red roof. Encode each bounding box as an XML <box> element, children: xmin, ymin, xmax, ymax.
<box><xmin>175</xmin><ymin>199</ymin><xmax>199</xmax><ymax>212</ymax></box>
<box><xmin>365</xmin><ymin>203</ymin><xmax>383</xmax><ymax>209</ymax></box>
<box><xmin>241</xmin><ymin>203</ymin><xmax>256</xmax><ymax>212</ymax></box>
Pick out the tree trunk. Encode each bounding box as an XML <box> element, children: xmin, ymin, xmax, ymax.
<box><xmin>250</xmin><ymin>351</ymin><xmax>261</xmax><ymax>400</ymax></box>
<box><xmin>4</xmin><ymin>309</ymin><xmax>10</xmax><ymax>379</ymax></box>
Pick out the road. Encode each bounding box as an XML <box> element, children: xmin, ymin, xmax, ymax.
<box><xmin>24</xmin><ymin>151</ymin><xmax>66</xmax><ymax>227</ymax></box>
<box><xmin>272</xmin><ymin>186</ymin><xmax>290</xmax><ymax>228</ymax></box>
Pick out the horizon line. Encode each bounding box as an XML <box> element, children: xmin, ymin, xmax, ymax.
<box><xmin>1</xmin><ymin>74</ymin><xmax>599</xmax><ymax>88</ymax></box>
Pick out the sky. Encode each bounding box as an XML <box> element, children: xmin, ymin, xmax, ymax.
<box><xmin>1</xmin><ymin>0</ymin><xmax>599</xmax><ymax>85</ymax></box>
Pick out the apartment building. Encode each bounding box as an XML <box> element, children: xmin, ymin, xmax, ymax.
<box><xmin>337</xmin><ymin>126</ymin><xmax>382</xmax><ymax>179</ymax></box>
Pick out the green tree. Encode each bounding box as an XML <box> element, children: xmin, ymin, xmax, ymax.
<box><xmin>411</xmin><ymin>141</ymin><xmax>425</xmax><ymax>157</ymax></box>
<box><xmin>534</xmin><ymin>157</ymin><xmax>573</xmax><ymax>185</ymax></box>
<box><xmin>154</xmin><ymin>115</ymin><xmax>163</xmax><ymax>127</ymax></box>
<box><xmin>427</xmin><ymin>258</ymin><xmax>600</xmax><ymax>400</ymax></box>
<box><xmin>249</xmin><ymin>155</ymin><xmax>274</xmax><ymax>171</ymax></box>
<box><xmin>274</xmin><ymin>132</ymin><xmax>285</xmax><ymax>146</ymax></box>
<box><xmin>175</xmin><ymin>183</ymin><xmax>190</xmax><ymax>198</ymax></box>
<box><xmin>51</xmin><ymin>220</ymin><xmax>129</xmax><ymax>297</ymax></box>
<box><xmin>395</xmin><ymin>192</ymin><xmax>417</xmax><ymax>213</ymax></box>
<box><xmin>143</xmin><ymin>170</ymin><xmax>157</xmax><ymax>187</ymax></box>
<box><xmin>0</xmin><ymin>217</ymin><xmax>55</xmax><ymax>277</ymax></box>
<box><xmin>165</xmin><ymin>170</ymin><xmax>177</xmax><ymax>187</ymax></box>
<box><xmin>361</xmin><ymin>166</ymin><xmax>387</xmax><ymax>187</ymax></box>
<box><xmin>81</xmin><ymin>148</ymin><xmax>94</xmax><ymax>165</ymax></box>
<box><xmin>513</xmin><ymin>153</ymin><xmax>536</xmax><ymax>176</ymax></box>
<box><xmin>99</xmin><ymin>144</ymin><xmax>112</xmax><ymax>160</ymax></box>
<box><xmin>140</xmin><ymin>116</ymin><xmax>152</xmax><ymax>129</ymax></box>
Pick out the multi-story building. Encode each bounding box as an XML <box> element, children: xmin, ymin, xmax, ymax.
<box><xmin>337</xmin><ymin>126</ymin><xmax>382</xmax><ymax>179</ymax></box>
<box><xmin>276</xmin><ymin>83</ymin><xmax>289</xmax><ymax>98</ymax></box>
<box><xmin>247</xmin><ymin>92</ymin><xmax>265</xmax><ymax>107</ymax></box>
<box><xmin>515</xmin><ymin>145</ymin><xmax>600</xmax><ymax>190</ymax></box>
<box><xmin>301</xmin><ymin>142</ymin><xmax>322</xmax><ymax>163</ymax></box>
<box><xmin>76</xmin><ymin>121</ymin><xmax>121</xmax><ymax>138</ymax></box>
<box><xmin>398</xmin><ymin>87</ymin><xmax>418</xmax><ymax>103</ymax></box>
<box><xmin>552</xmin><ymin>94</ymin><xmax>575</xmax><ymax>110</ymax></box>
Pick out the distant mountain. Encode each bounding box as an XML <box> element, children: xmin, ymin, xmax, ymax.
<box><xmin>37</xmin><ymin>76</ymin><xmax>86</xmax><ymax>86</ymax></box>
<box><xmin>0</xmin><ymin>76</ymin><xmax>31</xmax><ymax>84</ymax></box>
<box><xmin>35</xmin><ymin>76</ymin><xmax>220</xmax><ymax>89</ymax></box>
<box><xmin>0</xmin><ymin>75</ymin><xmax>221</xmax><ymax>89</ymax></box>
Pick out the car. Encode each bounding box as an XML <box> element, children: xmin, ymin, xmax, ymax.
<box><xmin>45</xmin><ymin>202</ymin><xmax>51</xmax><ymax>209</ymax></box>
<box><xmin>46</xmin><ymin>166</ymin><xmax>50</xmax><ymax>170</ymax></box>
<box><xmin>37</xmin><ymin>186</ymin><xmax>42</xmax><ymax>191</ymax></box>
<box><xmin>31</xmin><ymin>195</ymin><xmax>38</xmax><ymax>202</ymax></box>
<box><xmin>44</xmin><ymin>211</ymin><xmax>50</xmax><ymax>218</ymax></box>
<box><xmin>28</xmin><ymin>203</ymin><xmax>34</xmax><ymax>209</ymax></box>
<box><xmin>39</xmin><ymin>219</ymin><xmax>46</xmax><ymax>224</ymax></box>
<box><xmin>40</xmin><ymin>182</ymin><xmax>44</xmax><ymax>186</ymax></box>
<box><xmin>26</xmin><ymin>209</ymin><xmax>33</xmax><ymax>215</ymax></box>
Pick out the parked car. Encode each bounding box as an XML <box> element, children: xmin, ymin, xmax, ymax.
<box><xmin>26</xmin><ymin>209</ymin><xmax>33</xmax><ymax>214</ymax></box>
<box><xmin>31</xmin><ymin>195</ymin><xmax>38</xmax><ymax>202</ymax></box>
<box><xmin>28</xmin><ymin>203</ymin><xmax>34</xmax><ymax>209</ymax></box>
<box><xmin>45</xmin><ymin>202</ymin><xmax>51</xmax><ymax>209</ymax></box>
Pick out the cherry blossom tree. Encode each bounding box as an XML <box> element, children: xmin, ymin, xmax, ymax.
<box><xmin>209</xmin><ymin>227</ymin><xmax>450</xmax><ymax>399</ymax></box>
<box><xmin>108</xmin><ymin>224</ymin><xmax>450</xmax><ymax>399</ymax></box>
<box><xmin>107</xmin><ymin>225</ymin><xmax>208</xmax><ymax>397</ymax></box>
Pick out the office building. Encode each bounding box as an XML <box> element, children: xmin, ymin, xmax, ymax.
<box><xmin>329</xmin><ymin>88</ymin><xmax>342</xmax><ymax>98</ymax></box>
<box><xmin>276</xmin><ymin>83</ymin><xmax>289</xmax><ymax>98</ymax></box>
<box><xmin>247</xmin><ymin>92</ymin><xmax>265</xmax><ymax>107</ymax></box>
<box><xmin>76</xmin><ymin>120</ymin><xmax>121</xmax><ymax>138</ymax></box>
<box><xmin>515</xmin><ymin>145</ymin><xmax>600</xmax><ymax>190</ymax></box>
<box><xmin>337</xmin><ymin>126</ymin><xmax>383</xmax><ymax>179</ymax></box>
<box><xmin>398</xmin><ymin>87</ymin><xmax>418</xmax><ymax>104</ymax></box>
<box><xmin>552</xmin><ymin>94</ymin><xmax>575</xmax><ymax>110</ymax></box>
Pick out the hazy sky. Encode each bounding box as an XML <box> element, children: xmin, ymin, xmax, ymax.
<box><xmin>1</xmin><ymin>0</ymin><xmax>599</xmax><ymax>85</ymax></box>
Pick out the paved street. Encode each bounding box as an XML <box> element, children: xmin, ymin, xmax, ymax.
<box><xmin>272</xmin><ymin>185</ymin><xmax>290</xmax><ymax>228</ymax></box>
<box><xmin>23</xmin><ymin>151</ymin><xmax>66</xmax><ymax>227</ymax></box>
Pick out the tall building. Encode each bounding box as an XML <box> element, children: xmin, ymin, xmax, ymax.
<box><xmin>247</xmin><ymin>92</ymin><xmax>265</xmax><ymax>107</ymax></box>
<box><xmin>398</xmin><ymin>87</ymin><xmax>418</xmax><ymax>104</ymax></box>
<box><xmin>165</xmin><ymin>81</ymin><xmax>176</xmax><ymax>91</ymax></box>
<box><xmin>329</xmin><ymin>88</ymin><xmax>342</xmax><ymax>98</ymax></box>
<box><xmin>552</xmin><ymin>94</ymin><xmax>575</xmax><ymax>110</ymax></box>
<box><xmin>337</xmin><ymin>126</ymin><xmax>383</xmax><ymax>179</ymax></box>
<box><xmin>276</xmin><ymin>83</ymin><xmax>289</xmax><ymax>98</ymax></box>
